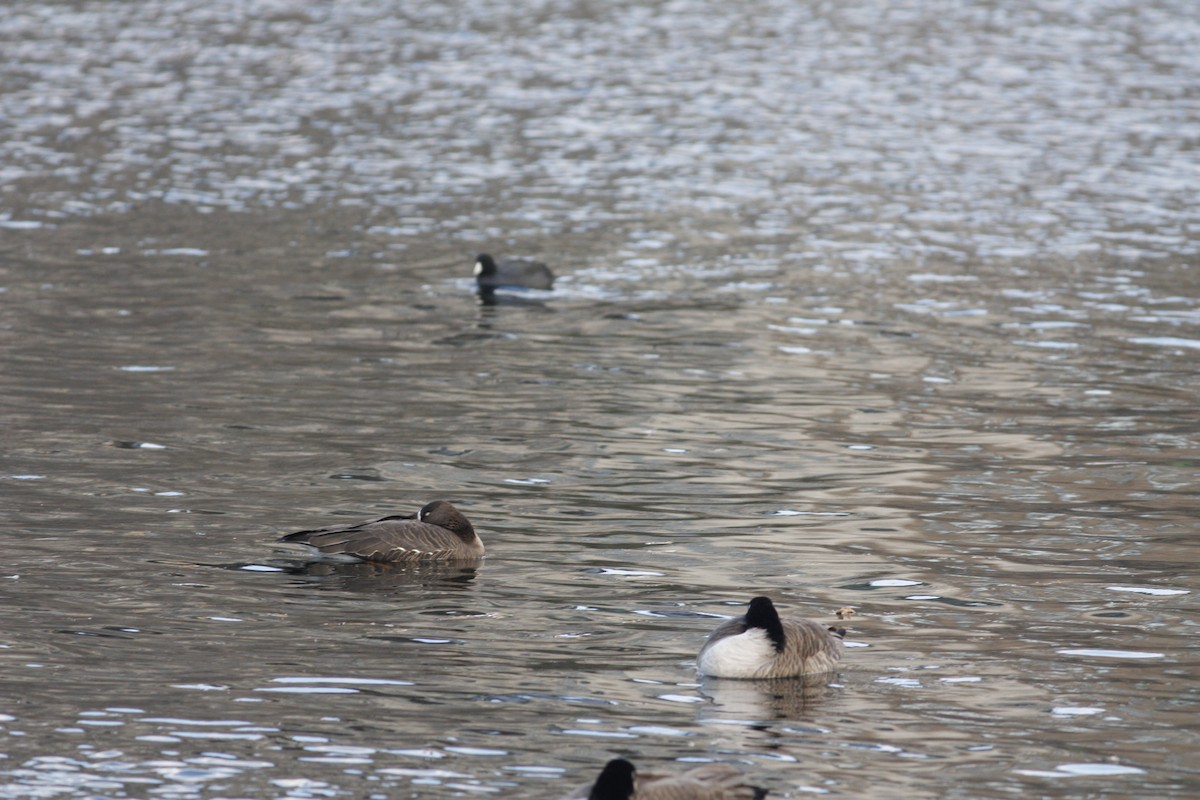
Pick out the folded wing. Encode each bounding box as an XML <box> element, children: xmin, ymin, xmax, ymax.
<box><xmin>279</xmin><ymin>514</ymin><xmax>471</xmax><ymax>562</ymax></box>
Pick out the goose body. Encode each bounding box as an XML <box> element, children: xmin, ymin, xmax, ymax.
<box><xmin>567</xmin><ymin>758</ymin><xmax>766</xmax><ymax>800</ymax></box>
<box><xmin>474</xmin><ymin>253</ymin><xmax>555</xmax><ymax>291</ymax></box>
<box><xmin>697</xmin><ymin>596</ymin><xmax>844</xmax><ymax>679</ymax></box>
<box><xmin>277</xmin><ymin>500</ymin><xmax>484</xmax><ymax>563</ymax></box>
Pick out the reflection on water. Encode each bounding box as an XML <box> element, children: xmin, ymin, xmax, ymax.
<box><xmin>2</xmin><ymin>0</ymin><xmax>1199</xmax><ymax>798</ymax></box>
<box><xmin>237</xmin><ymin>559</ymin><xmax>484</xmax><ymax>595</ymax></box>
<box><xmin>698</xmin><ymin>675</ymin><xmax>841</xmax><ymax>723</ymax></box>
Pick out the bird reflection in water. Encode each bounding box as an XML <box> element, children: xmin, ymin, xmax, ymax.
<box><xmin>475</xmin><ymin>289</ymin><xmax>555</xmax><ymax>309</ymax></box>
<box><xmin>284</xmin><ymin>559</ymin><xmax>482</xmax><ymax>594</ymax></box>
<box><xmin>698</xmin><ymin>673</ymin><xmax>839</xmax><ymax>722</ymax></box>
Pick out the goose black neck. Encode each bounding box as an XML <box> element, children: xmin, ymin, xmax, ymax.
<box><xmin>589</xmin><ymin>759</ymin><xmax>635</xmax><ymax>800</ymax></box>
<box><xmin>745</xmin><ymin>596</ymin><xmax>786</xmax><ymax>653</ymax></box>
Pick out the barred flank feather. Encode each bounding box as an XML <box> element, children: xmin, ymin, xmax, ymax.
<box><xmin>278</xmin><ymin>500</ymin><xmax>484</xmax><ymax>562</ymax></box>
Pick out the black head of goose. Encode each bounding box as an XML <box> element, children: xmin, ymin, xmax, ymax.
<box><xmin>474</xmin><ymin>253</ymin><xmax>555</xmax><ymax>291</ymax></box>
<box><xmin>697</xmin><ymin>596</ymin><xmax>845</xmax><ymax>679</ymax></box>
<box><xmin>572</xmin><ymin>758</ymin><xmax>766</xmax><ymax>800</ymax></box>
<box><xmin>277</xmin><ymin>500</ymin><xmax>484</xmax><ymax>562</ymax></box>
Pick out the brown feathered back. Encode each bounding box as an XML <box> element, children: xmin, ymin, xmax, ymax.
<box><xmin>278</xmin><ymin>500</ymin><xmax>484</xmax><ymax>562</ymax></box>
<box><xmin>636</xmin><ymin>763</ymin><xmax>765</xmax><ymax>800</ymax></box>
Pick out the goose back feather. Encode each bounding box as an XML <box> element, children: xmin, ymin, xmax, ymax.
<box><xmin>278</xmin><ymin>500</ymin><xmax>483</xmax><ymax>562</ymax></box>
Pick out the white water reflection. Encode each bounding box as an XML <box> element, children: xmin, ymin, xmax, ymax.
<box><xmin>1015</xmin><ymin>763</ymin><xmax>1147</xmax><ymax>778</ymax></box>
<box><xmin>1057</xmin><ymin>649</ymin><xmax>1167</xmax><ymax>660</ymax></box>
<box><xmin>2</xmin><ymin>1</ymin><xmax>1198</xmax><ymax>264</ymax></box>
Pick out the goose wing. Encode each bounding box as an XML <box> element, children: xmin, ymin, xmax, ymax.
<box><xmin>640</xmin><ymin>764</ymin><xmax>765</xmax><ymax>800</ymax></box>
<box><xmin>778</xmin><ymin>618</ymin><xmax>844</xmax><ymax>673</ymax></box>
<box><xmin>700</xmin><ymin>616</ymin><xmax>749</xmax><ymax>647</ymax></box>
<box><xmin>280</xmin><ymin>514</ymin><xmax>471</xmax><ymax>562</ymax></box>
<box><xmin>562</xmin><ymin>763</ymin><xmax>764</xmax><ymax>800</ymax></box>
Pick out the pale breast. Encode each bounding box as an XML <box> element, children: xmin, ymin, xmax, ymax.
<box><xmin>697</xmin><ymin>627</ymin><xmax>778</xmax><ymax>679</ymax></box>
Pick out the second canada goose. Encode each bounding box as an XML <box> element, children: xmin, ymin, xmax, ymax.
<box><xmin>568</xmin><ymin>758</ymin><xmax>766</xmax><ymax>800</ymax></box>
<box><xmin>277</xmin><ymin>500</ymin><xmax>484</xmax><ymax>562</ymax></box>
<box><xmin>697</xmin><ymin>596</ymin><xmax>845</xmax><ymax>679</ymax></box>
<box><xmin>474</xmin><ymin>253</ymin><xmax>555</xmax><ymax>291</ymax></box>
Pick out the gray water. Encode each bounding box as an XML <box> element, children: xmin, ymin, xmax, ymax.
<box><xmin>1</xmin><ymin>1</ymin><xmax>1198</xmax><ymax>798</ymax></box>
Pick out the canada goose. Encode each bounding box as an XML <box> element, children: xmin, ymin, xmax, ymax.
<box><xmin>568</xmin><ymin>758</ymin><xmax>766</xmax><ymax>800</ymax></box>
<box><xmin>697</xmin><ymin>596</ymin><xmax>845</xmax><ymax>679</ymax></box>
<box><xmin>277</xmin><ymin>500</ymin><xmax>484</xmax><ymax>562</ymax></box>
<box><xmin>474</xmin><ymin>253</ymin><xmax>555</xmax><ymax>291</ymax></box>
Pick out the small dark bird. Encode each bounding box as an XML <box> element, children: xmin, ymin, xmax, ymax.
<box><xmin>697</xmin><ymin>596</ymin><xmax>845</xmax><ymax>679</ymax></box>
<box><xmin>474</xmin><ymin>253</ymin><xmax>555</xmax><ymax>291</ymax></box>
<box><xmin>277</xmin><ymin>500</ymin><xmax>484</xmax><ymax>562</ymax></box>
<box><xmin>566</xmin><ymin>758</ymin><xmax>767</xmax><ymax>800</ymax></box>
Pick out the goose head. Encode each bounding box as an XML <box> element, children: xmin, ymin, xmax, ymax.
<box><xmin>419</xmin><ymin>500</ymin><xmax>476</xmax><ymax>542</ymax></box>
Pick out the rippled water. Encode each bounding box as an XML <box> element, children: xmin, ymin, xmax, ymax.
<box><xmin>2</xmin><ymin>1</ymin><xmax>1198</xmax><ymax>798</ymax></box>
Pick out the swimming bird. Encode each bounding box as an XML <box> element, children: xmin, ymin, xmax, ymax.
<box><xmin>697</xmin><ymin>596</ymin><xmax>845</xmax><ymax>679</ymax></box>
<box><xmin>567</xmin><ymin>758</ymin><xmax>766</xmax><ymax>800</ymax></box>
<box><xmin>277</xmin><ymin>500</ymin><xmax>484</xmax><ymax>562</ymax></box>
<box><xmin>474</xmin><ymin>253</ymin><xmax>555</xmax><ymax>291</ymax></box>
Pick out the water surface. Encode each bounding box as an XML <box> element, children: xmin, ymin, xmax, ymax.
<box><xmin>1</xmin><ymin>1</ymin><xmax>1197</xmax><ymax>798</ymax></box>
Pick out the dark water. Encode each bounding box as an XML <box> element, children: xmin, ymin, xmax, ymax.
<box><xmin>2</xmin><ymin>1</ymin><xmax>1198</xmax><ymax>798</ymax></box>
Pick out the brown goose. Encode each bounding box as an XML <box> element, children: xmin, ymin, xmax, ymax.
<box><xmin>567</xmin><ymin>758</ymin><xmax>766</xmax><ymax>800</ymax></box>
<box><xmin>277</xmin><ymin>500</ymin><xmax>484</xmax><ymax>562</ymax></box>
<box><xmin>474</xmin><ymin>253</ymin><xmax>555</xmax><ymax>291</ymax></box>
<box><xmin>697</xmin><ymin>596</ymin><xmax>845</xmax><ymax>679</ymax></box>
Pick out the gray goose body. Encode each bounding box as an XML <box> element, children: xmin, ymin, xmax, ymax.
<box><xmin>697</xmin><ymin>596</ymin><xmax>844</xmax><ymax>679</ymax></box>
<box><xmin>474</xmin><ymin>253</ymin><xmax>555</xmax><ymax>291</ymax></box>
<box><xmin>278</xmin><ymin>500</ymin><xmax>483</xmax><ymax>563</ymax></box>
<box><xmin>566</xmin><ymin>758</ymin><xmax>766</xmax><ymax>800</ymax></box>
